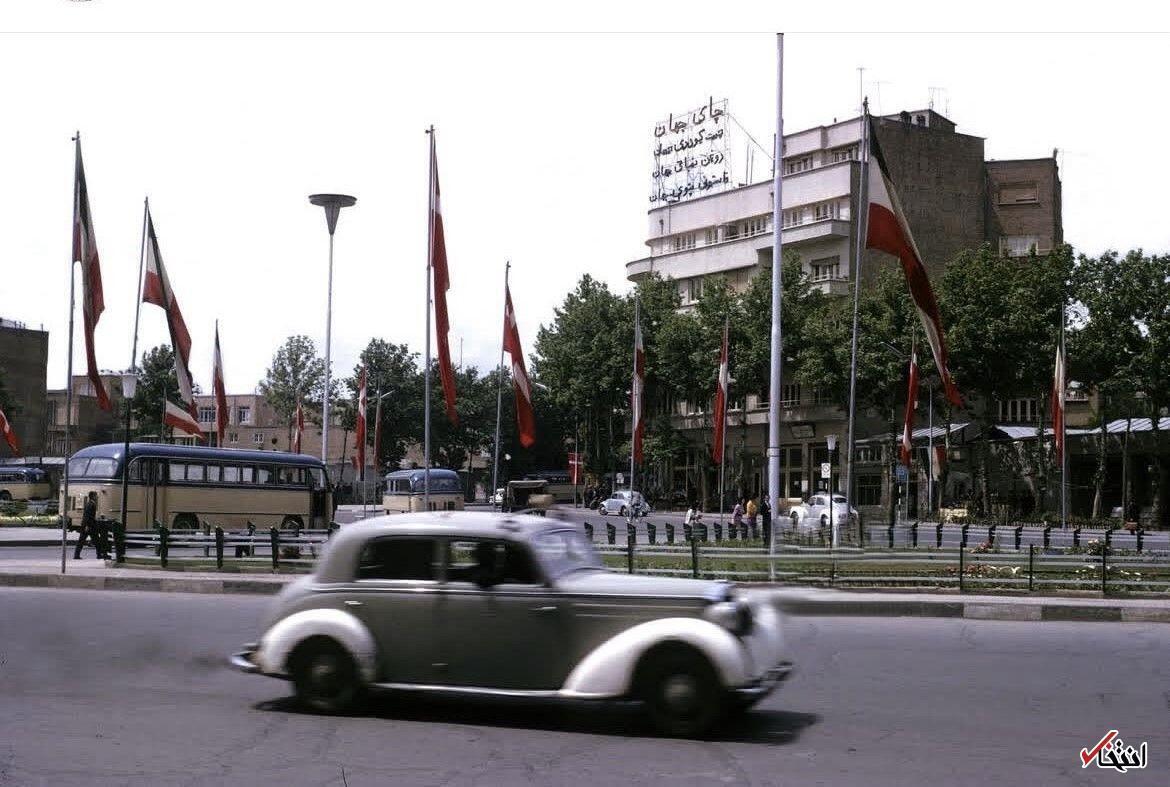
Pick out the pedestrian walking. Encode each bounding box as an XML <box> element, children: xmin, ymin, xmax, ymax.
<box><xmin>72</xmin><ymin>491</ymin><xmax>104</xmax><ymax>559</ymax></box>
<box><xmin>759</xmin><ymin>496</ymin><xmax>771</xmax><ymax>543</ymax></box>
<box><xmin>732</xmin><ymin>498</ymin><xmax>745</xmax><ymax>528</ymax></box>
<box><xmin>685</xmin><ymin>501</ymin><xmax>703</xmax><ymax>527</ymax></box>
<box><xmin>746</xmin><ymin>496</ymin><xmax>758</xmax><ymax>528</ymax></box>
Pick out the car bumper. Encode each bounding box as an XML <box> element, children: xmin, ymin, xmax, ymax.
<box><xmin>229</xmin><ymin>643</ymin><xmax>261</xmax><ymax>674</ymax></box>
<box><xmin>732</xmin><ymin>660</ymin><xmax>794</xmax><ymax>700</ymax></box>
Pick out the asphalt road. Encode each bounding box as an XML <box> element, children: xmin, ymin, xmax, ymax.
<box><xmin>2</xmin><ymin>589</ymin><xmax>1167</xmax><ymax>786</ymax></box>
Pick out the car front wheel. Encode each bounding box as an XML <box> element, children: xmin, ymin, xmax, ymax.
<box><xmin>289</xmin><ymin>637</ymin><xmax>363</xmax><ymax>714</ymax></box>
<box><xmin>639</xmin><ymin>647</ymin><xmax>723</xmax><ymax>738</ymax></box>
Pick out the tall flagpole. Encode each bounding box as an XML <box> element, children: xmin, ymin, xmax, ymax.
<box><xmin>119</xmin><ymin>197</ymin><xmax>150</xmax><ymax>533</ymax></box>
<box><xmin>424</xmin><ymin>127</ymin><xmax>435</xmax><ymax>511</ymax></box>
<box><xmin>1060</xmin><ymin>301</ymin><xmax>1067</xmax><ymax>528</ymax></box>
<box><xmin>719</xmin><ymin>316</ymin><xmax>729</xmax><ymax>528</ymax></box>
<box><xmin>767</xmin><ymin>33</ymin><xmax>785</xmax><ymax>571</ymax></box>
<box><xmin>491</xmin><ymin>261</ymin><xmax>509</xmax><ymax>508</ymax></box>
<box><xmin>927</xmin><ymin>380</ymin><xmax>934</xmax><ymax>518</ymax></box>
<box><xmin>62</xmin><ymin>133</ymin><xmax>81</xmax><ymax>574</ymax></box>
<box><xmin>629</xmin><ymin>296</ymin><xmax>639</xmax><ymax>525</ymax></box>
<box><xmin>845</xmin><ymin>99</ymin><xmax>871</xmax><ymax>542</ymax></box>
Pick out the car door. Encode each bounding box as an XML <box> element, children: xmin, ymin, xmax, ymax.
<box><xmin>436</xmin><ymin>537</ymin><xmax>570</xmax><ymax>690</ymax></box>
<box><xmin>345</xmin><ymin>536</ymin><xmax>442</xmax><ymax>684</ymax></box>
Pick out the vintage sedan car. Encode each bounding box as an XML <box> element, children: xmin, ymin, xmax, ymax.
<box><xmin>789</xmin><ymin>493</ymin><xmax>858</xmax><ymax>530</ymax></box>
<box><xmin>231</xmin><ymin>512</ymin><xmax>791</xmax><ymax>736</ymax></box>
<box><xmin>598</xmin><ymin>490</ymin><xmax>652</xmax><ymax>518</ymax></box>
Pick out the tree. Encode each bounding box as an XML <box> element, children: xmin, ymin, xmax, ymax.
<box><xmin>940</xmin><ymin>244</ymin><xmax>1074</xmax><ymax>515</ymax></box>
<box><xmin>131</xmin><ymin>345</ymin><xmax>180</xmax><ymax>439</ymax></box>
<box><xmin>259</xmin><ymin>335</ymin><xmax>332</xmax><ymax>437</ymax></box>
<box><xmin>345</xmin><ymin>340</ymin><xmax>422</xmax><ymax>472</ymax></box>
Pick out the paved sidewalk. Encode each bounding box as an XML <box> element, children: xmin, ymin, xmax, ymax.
<box><xmin>2</xmin><ymin>559</ymin><xmax>1167</xmax><ymax>621</ymax></box>
<box><xmin>0</xmin><ymin>526</ymin><xmax>75</xmax><ymax>546</ymax></box>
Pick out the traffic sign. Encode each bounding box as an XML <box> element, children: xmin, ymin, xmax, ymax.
<box><xmin>895</xmin><ymin>465</ymin><xmax>909</xmax><ymax>483</ymax></box>
<box><xmin>820</xmin><ymin>462</ymin><xmax>831</xmax><ymax>479</ymax></box>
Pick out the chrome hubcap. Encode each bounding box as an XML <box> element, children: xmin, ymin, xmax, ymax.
<box><xmin>661</xmin><ymin>674</ymin><xmax>699</xmax><ymax>713</ymax></box>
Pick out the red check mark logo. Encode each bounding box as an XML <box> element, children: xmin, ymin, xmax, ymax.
<box><xmin>1081</xmin><ymin>730</ymin><xmax>1118</xmax><ymax>767</ymax></box>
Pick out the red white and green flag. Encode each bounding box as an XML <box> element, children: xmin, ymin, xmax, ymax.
<box><xmin>212</xmin><ymin>323</ymin><xmax>228</xmax><ymax>447</ymax></box>
<box><xmin>631</xmin><ymin>305</ymin><xmax>645</xmax><ymax>465</ymax></box>
<box><xmin>353</xmin><ymin>367</ymin><xmax>367</xmax><ymax>481</ymax></box>
<box><xmin>867</xmin><ymin>121</ymin><xmax>962</xmax><ymax>408</ymax></box>
<box><xmin>1051</xmin><ymin>342</ymin><xmax>1065</xmax><ymax>462</ymax></box>
<box><xmin>142</xmin><ymin>209</ymin><xmax>195</xmax><ymax>415</ymax></box>
<box><xmin>292</xmin><ymin>401</ymin><xmax>305</xmax><ymax>454</ymax></box>
<box><xmin>429</xmin><ymin>136</ymin><xmax>458</xmax><ymax>425</ymax></box>
<box><xmin>712</xmin><ymin>319</ymin><xmax>729</xmax><ymax>464</ymax></box>
<box><xmin>503</xmin><ymin>283</ymin><xmax>536</xmax><ymax>448</ymax></box>
<box><xmin>72</xmin><ymin>137</ymin><xmax>112</xmax><ymax>411</ymax></box>
<box><xmin>899</xmin><ymin>345</ymin><xmax>919</xmax><ymax>467</ymax></box>
<box><xmin>164</xmin><ymin>400</ymin><xmax>202</xmax><ymax>440</ymax></box>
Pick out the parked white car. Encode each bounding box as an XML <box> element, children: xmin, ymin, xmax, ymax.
<box><xmin>789</xmin><ymin>494</ymin><xmax>857</xmax><ymax>530</ymax></box>
<box><xmin>598</xmin><ymin>490</ymin><xmax>652</xmax><ymax>518</ymax></box>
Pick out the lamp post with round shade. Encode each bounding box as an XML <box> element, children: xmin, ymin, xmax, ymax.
<box><xmin>308</xmin><ymin>194</ymin><xmax>356</xmax><ymax>471</ymax></box>
<box><xmin>118</xmin><ymin>370</ymin><xmax>139</xmax><ymax>533</ymax></box>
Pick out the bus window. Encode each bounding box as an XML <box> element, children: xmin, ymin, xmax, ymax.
<box><xmin>206</xmin><ymin>464</ymin><xmax>221</xmax><ymax>483</ymax></box>
<box><xmin>223</xmin><ymin>465</ymin><xmax>239</xmax><ymax>483</ymax></box>
<box><xmin>309</xmin><ymin>468</ymin><xmax>325</xmax><ymax>489</ymax></box>
<box><xmin>256</xmin><ymin>466</ymin><xmax>272</xmax><ymax>485</ymax></box>
<box><xmin>169</xmin><ymin>464</ymin><xmax>186</xmax><ymax>482</ymax></box>
<box><xmin>240</xmin><ymin>467</ymin><xmax>254</xmax><ymax>484</ymax></box>
<box><xmin>187</xmin><ymin>464</ymin><xmax>206</xmax><ymax>482</ymax></box>
<box><xmin>68</xmin><ymin>458</ymin><xmax>90</xmax><ymax>477</ymax></box>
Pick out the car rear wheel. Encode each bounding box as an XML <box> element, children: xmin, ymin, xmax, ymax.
<box><xmin>639</xmin><ymin>646</ymin><xmax>723</xmax><ymax>738</ymax></box>
<box><xmin>620</xmin><ymin>506</ymin><xmax>629</xmax><ymax>518</ymax></box>
<box><xmin>599</xmin><ymin>505</ymin><xmax>608</xmax><ymax>516</ymax></box>
<box><xmin>819</xmin><ymin>514</ymin><xmax>828</xmax><ymax>528</ymax></box>
<box><xmin>289</xmin><ymin>637</ymin><xmax>363</xmax><ymax>714</ymax></box>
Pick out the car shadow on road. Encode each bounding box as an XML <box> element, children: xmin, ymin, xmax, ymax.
<box><xmin>254</xmin><ymin>692</ymin><xmax>818</xmax><ymax>744</ymax></box>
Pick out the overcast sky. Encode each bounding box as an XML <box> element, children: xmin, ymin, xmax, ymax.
<box><xmin>3</xmin><ymin>3</ymin><xmax>1168</xmax><ymax>397</ymax></box>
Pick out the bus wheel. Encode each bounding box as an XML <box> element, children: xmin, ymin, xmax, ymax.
<box><xmin>172</xmin><ymin>513</ymin><xmax>198</xmax><ymax>531</ymax></box>
<box><xmin>281</xmin><ymin>516</ymin><xmax>303</xmax><ymax>530</ymax></box>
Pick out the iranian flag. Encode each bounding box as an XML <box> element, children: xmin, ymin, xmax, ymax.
<box><xmin>711</xmin><ymin>319</ymin><xmax>729</xmax><ymax>464</ymax></box>
<box><xmin>354</xmin><ymin>368</ymin><xmax>367</xmax><ymax>480</ymax></box>
<box><xmin>899</xmin><ymin>346</ymin><xmax>919</xmax><ymax>467</ymax></box>
<box><xmin>164</xmin><ymin>400</ymin><xmax>203</xmax><ymax>440</ymax></box>
<box><xmin>212</xmin><ymin>324</ymin><xmax>228</xmax><ymax>447</ymax></box>
<box><xmin>931</xmin><ymin>443</ymin><xmax>946</xmax><ymax>481</ymax></box>
<box><xmin>0</xmin><ymin>406</ymin><xmax>21</xmax><ymax>456</ymax></box>
<box><xmin>503</xmin><ymin>283</ymin><xmax>536</xmax><ymax>448</ymax></box>
<box><xmin>867</xmin><ymin>120</ymin><xmax>962</xmax><ymax>408</ymax></box>
<box><xmin>72</xmin><ymin>137</ymin><xmax>112</xmax><ymax>411</ymax></box>
<box><xmin>631</xmin><ymin>306</ymin><xmax>645</xmax><ymax>465</ymax></box>
<box><xmin>142</xmin><ymin>209</ymin><xmax>196</xmax><ymax>415</ymax></box>
<box><xmin>429</xmin><ymin>135</ymin><xmax>458</xmax><ymax>425</ymax></box>
<box><xmin>292</xmin><ymin>401</ymin><xmax>304</xmax><ymax>454</ymax></box>
<box><xmin>567</xmin><ymin>452</ymin><xmax>582</xmax><ymax>485</ymax></box>
<box><xmin>1051</xmin><ymin>342</ymin><xmax>1065</xmax><ymax>463</ymax></box>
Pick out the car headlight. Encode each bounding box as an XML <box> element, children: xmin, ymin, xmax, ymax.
<box><xmin>705</xmin><ymin>599</ymin><xmax>754</xmax><ymax>637</ymax></box>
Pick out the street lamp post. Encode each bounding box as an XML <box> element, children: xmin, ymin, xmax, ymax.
<box><xmin>827</xmin><ymin>433</ymin><xmax>838</xmax><ymax>549</ymax></box>
<box><xmin>308</xmin><ymin>193</ymin><xmax>357</xmax><ymax>475</ymax></box>
<box><xmin>118</xmin><ymin>370</ymin><xmax>139</xmax><ymax>533</ymax></box>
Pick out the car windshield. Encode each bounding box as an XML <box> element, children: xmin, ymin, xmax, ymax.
<box><xmin>530</xmin><ymin>529</ymin><xmax>604</xmax><ymax>578</ymax></box>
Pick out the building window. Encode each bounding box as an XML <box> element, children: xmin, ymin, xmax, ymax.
<box><xmin>252</xmin><ymin>432</ymin><xmax>264</xmax><ymax>444</ymax></box>
<box><xmin>810</xmin><ymin>256</ymin><xmax>841</xmax><ymax>282</ymax></box>
<box><xmin>997</xmin><ymin>398</ymin><xmax>1038</xmax><ymax>423</ymax></box>
<box><xmin>743</xmin><ymin>215</ymin><xmax>768</xmax><ymax>237</ymax></box>
<box><xmin>785</xmin><ymin>155</ymin><xmax>813</xmax><ymax>175</ymax></box>
<box><xmin>812</xmin><ymin>200</ymin><xmax>840</xmax><ymax>222</ymax></box>
<box><xmin>237</xmin><ymin>405</ymin><xmax>251</xmax><ymax>424</ymax></box>
<box><xmin>1000</xmin><ymin>235</ymin><xmax>1041</xmax><ymax>257</ymax></box>
<box><xmin>687</xmin><ymin>276</ymin><xmax>704</xmax><ymax>303</ymax></box>
<box><xmin>830</xmin><ymin>145</ymin><xmax>858</xmax><ymax>163</ymax></box>
<box><xmin>780</xmin><ymin>383</ymin><xmax>800</xmax><ymax>407</ymax></box>
<box><xmin>198</xmin><ymin>406</ymin><xmax>215</xmax><ymax>423</ymax></box>
<box><xmin>811</xmin><ymin>386</ymin><xmax>835</xmax><ymax>406</ymax></box>
<box><xmin>671</xmin><ymin>233</ymin><xmax>696</xmax><ymax>252</ymax></box>
<box><xmin>855</xmin><ymin>446</ymin><xmax>881</xmax><ymax>463</ymax></box>
<box><xmin>783</xmin><ymin>208</ymin><xmax>804</xmax><ymax>227</ymax></box>
<box><xmin>228</xmin><ymin>432</ymin><xmax>239</xmax><ymax>444</ymax></box>
<box><xmin>857</xmin><ymin>474</ymin><xmax>883</xmax><ymax>506</ymax></box>
<box><xmin>704</xmin><ymin>227</ymin><xmax>719</xmax><ymax>245</ymax></box>
<box><xmin>997</xmin><ymin>182</ymin><xmax>1039</xmax><ymax>204</ymax></box>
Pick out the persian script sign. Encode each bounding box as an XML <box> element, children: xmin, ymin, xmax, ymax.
<box><xmin>650</xmin><ymin>97</ymin><xmax>732</xmax><ymax>206</ymax></box>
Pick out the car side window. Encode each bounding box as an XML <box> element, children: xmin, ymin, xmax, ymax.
<box><xmin>356</xmin><ymin>537</ymin><xmax>438</xmax><ymax>581</ymax></box>
<box><xmin>445</xmin><ymin>539</ymin><xmax>541</xmax><ymax>586</ymax></box>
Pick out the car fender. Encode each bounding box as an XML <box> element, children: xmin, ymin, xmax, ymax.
<box><xmin>255</xmin><ymin>607</ymin><xmax>378</xmax><ymax>683</ymax></box>
<box><xmin>559</xmin><ymin>617</ymin><xmax>749</xmax><ymax>699</ymax></box>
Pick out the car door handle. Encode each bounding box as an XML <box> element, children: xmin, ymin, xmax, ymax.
<box><xmin>344</xmin><ymin>600</ymin><xmax>363</xmax><ymax>607</ymax></box>
<box><xmin>531</xmin><ymin>605</ymin><xmax>558</xmax><ymax>613</ymax></box>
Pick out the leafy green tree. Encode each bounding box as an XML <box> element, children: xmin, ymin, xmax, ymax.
<box><xmin>940</xmin><ymin>244</ymin><xmax>1074</xmax><ymax>515</ymax></box>
<box><xmin>345</xmin><ymin>340</ymin><xmax>422</xmax><ymax>472</ymax></box>
<box><xmin>131</xmin><ymin>345</ymin><xmax>180</xmax><ymax>440</ymax></box>
<box><xmin>259</xmin><ymin>335</ymin><xmax>332</xmax><ymax>435</ymax></box>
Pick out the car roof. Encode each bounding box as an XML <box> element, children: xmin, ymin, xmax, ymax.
<box><xmin>316</xmin><ymin>511</ymin><xmax>572</xmax><ymax>583</ymax></box>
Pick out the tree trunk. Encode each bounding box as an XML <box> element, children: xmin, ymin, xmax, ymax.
<box><xmin>977</xmin><ymin>419</ymin><xmax>992</xmax><ymax>518</ymax></box>
<box><xmin>1091</xmin><ymin>416</ymin><xmax>1106</xmax><ymax>520</ymax></box>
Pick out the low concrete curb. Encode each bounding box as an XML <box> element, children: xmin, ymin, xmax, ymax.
<box><xmin>1</xmin><ymin>568</ymin><xmax>1167</xmax><ymax>621</ymax></box>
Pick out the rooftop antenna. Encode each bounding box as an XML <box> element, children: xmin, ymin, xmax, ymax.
<box><xmin>856</xmin><ymin>66</ymin><xmax>865</xmax><ymax>115</ymax></box>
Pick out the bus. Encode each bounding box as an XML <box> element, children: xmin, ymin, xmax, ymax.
<box><xmin>0</xmin><ymin>467</ymin><xmax>51</xmax><ymax>501</ymax></box>
<box><xmin>524</xmin><ymin>470</ymin><xmax>577</xmax><ymax>504</ymax></box>
<box><xmin>382</xmin><ymin>468</ymin><xmax>464</xmax><ymax>514</ymax></box>
<box><xmin>61</xmin><ymin>443</ymin><xmax>333</xmax><ymax>531</ymax></box>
